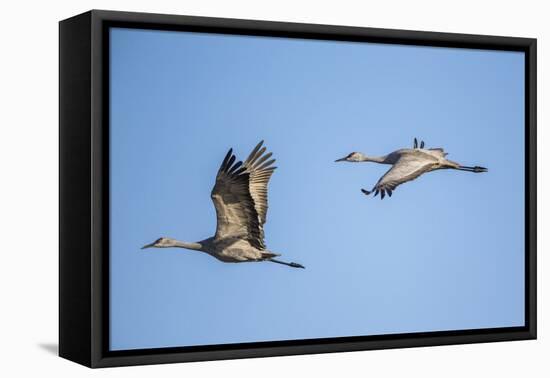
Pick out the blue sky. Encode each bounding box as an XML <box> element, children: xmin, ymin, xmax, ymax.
<box><xmin>109</xmin><ymin>27</ymin><xmax>525</xmax><ymax>351</ymax></box>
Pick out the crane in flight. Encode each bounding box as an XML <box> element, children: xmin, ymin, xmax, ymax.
<box><xmin>142</xmin><ymin>141</ymin><xmax>305</xmax><ymax>269</ymax></box>
<box><xmin>335</xmin><ymin>138</ymin><xmax>488</xmax><ymax>199</ymax></box>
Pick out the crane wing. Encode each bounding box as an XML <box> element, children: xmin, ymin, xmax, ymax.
<box><xmin>370</xmin><ymin>152</ymin><xmax>436</xmax><ymax>199</ymax></box>
<box><xmin>210</xmin><ymin>141</ymin><xmax>276</xmax><ymax>249</ymax></box>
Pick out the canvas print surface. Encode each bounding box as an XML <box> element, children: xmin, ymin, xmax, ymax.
<box><xmin>109</xmin><ymin>27</ymin><xmax>525</xmax><ymax>351</ymax></box>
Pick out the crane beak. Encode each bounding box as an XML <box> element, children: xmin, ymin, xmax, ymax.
<box><xmin>141</xmin><ymin>242</ymin><xmax>156</xmax><ymax>250</ymax></box>
<box><xmin>335</xmin><ymin>157</ymin><xmax>347</xmax><ymax>162</ymax></box>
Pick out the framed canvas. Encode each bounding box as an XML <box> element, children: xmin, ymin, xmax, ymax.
<box><xmin>59</xmin><ymin>10</ymin><xmax>536</xmax><ymax>368</ymax></box>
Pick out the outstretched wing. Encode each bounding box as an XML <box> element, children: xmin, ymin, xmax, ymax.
<box><xmin>369</xmin><ymin>151</ymin><xmax>436</xmax><ymax>199</ymax></box>
<box><xmin>210</xmin><ymin>141</ymin><xmax>276</xmax><ymax>249</ymax></box>
<box><xmin>243</xmin><ymin>141</ymin><xmax>277</xmax><ymax>229</ymax></box>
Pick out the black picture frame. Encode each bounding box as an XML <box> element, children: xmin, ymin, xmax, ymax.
<box><xmin>59</xmin><ymin>9</ymin><xmax>537</xmax><ymax>368</ymax></box>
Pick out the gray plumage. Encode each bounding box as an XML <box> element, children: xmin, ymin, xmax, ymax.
<box><xmin>142</xmin><ymin>141</ymin><xmax>305</xmax><ymax>269</ymax></box>
<box><xmin>335</xmin><ymin>138</ymin><xmax>488</xmax><ymax>199</ymax></box>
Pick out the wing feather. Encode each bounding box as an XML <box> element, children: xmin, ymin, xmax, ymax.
<box><xmin>370</xmin><ymin>151</ymin><xmax>437</xmax><ymax>198</ymax></box>
<box><xmin>244</xmin><ymin>142</ymin><xmax>276</xmax><ymax>230</ymax></box>
<box><xmin>211</xmin><ymin>141</ymin><xmax>276</xmax><ymax>249</ymax></box>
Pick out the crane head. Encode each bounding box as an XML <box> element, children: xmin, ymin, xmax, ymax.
<box><xmin>141</xmin><ymin>237</ymin><xmax>177</xmax><ymax>249</ymax></box>
<box><xmin>335</xmin><ymin>152</ymin><xmax>365</xmax><ymax>162</ymax></box>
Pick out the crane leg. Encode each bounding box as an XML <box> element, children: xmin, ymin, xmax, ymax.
<box><xmin>456</xmin><ymin>165</ymin><xmax>488</xmax><ymax>173</ymax></box>
<box><xmin>268</xmin><ymin>258</ymin><xmax>305</xmax><ymax>269</ymax></box>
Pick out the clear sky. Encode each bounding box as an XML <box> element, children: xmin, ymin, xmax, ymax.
<box><xmin>109</xmin><ymin>27</ymin><xmax>525</xmax><ymax>351</ymax></box>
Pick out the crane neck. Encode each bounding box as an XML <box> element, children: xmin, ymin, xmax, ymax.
<box><xmin>361</xmin><ymin>155</ymin><xmax>388</xmax><ymax>163</ymax></box>
<box><xmin>173</xmin><ymin>240</ymin><xmax>203</xmax><ymax>251</ymax></box>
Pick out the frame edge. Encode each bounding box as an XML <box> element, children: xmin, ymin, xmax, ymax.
<box><xmin>79</xmin><ymin>9</ymin><xmax>537</xmax><ymax>368</ymax></box>
<box><xmin>526</xmin><ymin>38</ymin><xmax>537</xmax><ymax>340</ymax></box>
<box><xmin>59</xmin><ymin>11</ymin><xmax>93</xmax><ymax>368</ymax></box>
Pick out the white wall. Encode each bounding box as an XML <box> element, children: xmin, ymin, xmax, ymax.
<box><xmin>0</xmin><ymin>0</ymin><xmax>546</xmax><ymax>376</ymax></box>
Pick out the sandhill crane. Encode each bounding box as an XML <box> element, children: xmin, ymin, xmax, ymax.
<box><xmin>142</xmin><ymin>141</ymin><xmax>305</xmax><ymax>269</ymax></box>
<box><xmin>335</xmin><ymin>138</ymin><xmax>488</xmax><ymax>199</ymax></box>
